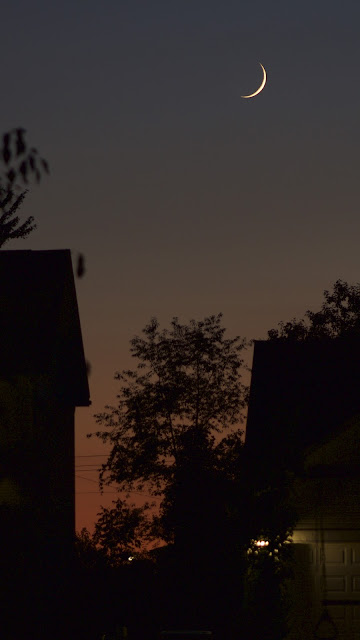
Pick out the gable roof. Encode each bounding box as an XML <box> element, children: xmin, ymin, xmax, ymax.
<box><xmin>0</xmin><ymin>249</ymin><xmax>90</xmax><ymax>406</ymax></box>
<box><xmin>245</xmin><ymin>338</ymin><xmax>360</xmax><ymax>469</ymax></box>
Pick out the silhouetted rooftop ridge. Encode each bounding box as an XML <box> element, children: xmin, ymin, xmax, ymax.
<box><xmin>0</xmin><ymin>249</ymin><xmax>90</xmax><ymax>406</ymax></box>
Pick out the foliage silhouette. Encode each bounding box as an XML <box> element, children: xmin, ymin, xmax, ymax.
<box><xmin>92</xmin><ymin>500</ymin><xmax>153</xmax><ymax>564</ymax></box>
<box><xmin>75</xmin><ymin>527</ymin><xmax>110</xmax><ymax>570</ymax></box>
<box><xmin>89</xmin><ymin>313</ymin><xmax>249</xmax><ymax>552</ymax></box>
<box><xmin>0</xmin><ymin>128</ymin><xmax>49</xmax><ymax>247</ymax></box>
<box><xmin>268</xmin><ymin>279</ymin><xmax>360</xmax><ymax>340</ymax></box>
<box><xmin>0</xmin><ymin>188</ymin><xmax>36</xmax><ymax>247</ymax></box>
<box><xmin>0</xmin><ymin>128</ymin><xmax>49</xmax><ymax>190</ymax></box>
<box><xmin>87</xmin><ymin>314</ymin><xmax>252</xmax><ymax>635</ymax></box>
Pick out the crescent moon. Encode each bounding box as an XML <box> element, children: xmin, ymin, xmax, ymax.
<box><xmin>241</xmin><ymin>63</ymin><xmax>267</xmax><ymax>99</ymax></box>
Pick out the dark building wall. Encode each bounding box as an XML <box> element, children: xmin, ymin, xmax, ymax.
<box><xmin>0</xmin><ymin>250</ymin><xmax>90</xmax><ymax>639</ymax></box>
<box><xmin>245</xmin><ymin>338</ymin><xmax>360</xmax><ymax>470</ymax></box>
<box><xmin>33</xmin><ymin>381</ymin><xmax>76</xmax><ymax>549</ymax></box>
<box><xmin>0</xmin><ymin>374</ymin><xmax>76</xmax><ymax>552</ymax></box>
<box><xmin>0</xmin><ymin>375</ymin><xmax>76</xmax><ymax>638</ymax></box>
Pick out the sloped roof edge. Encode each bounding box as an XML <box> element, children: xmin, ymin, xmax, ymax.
<box><xmin>0</xmin><ymin>249</ymin><xmax>90</xmax><ymax>406</ymax></box>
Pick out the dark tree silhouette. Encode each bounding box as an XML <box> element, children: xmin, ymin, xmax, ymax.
<box><xmin>0</xmin><ymin>128</ymin><xmax>49</xmax><ymax>247</ymax></box>
<box><xmin>0</xmin><ymin>188</ymin><xmax>36</xmax><ymax>247</ymax></box>
<box><xmin>0</xmin><ymin>128</ymin><xmax>49</xmax><ymax>190</ymax></box>
<box><xmin>92</xmin><ymin>500</ymin><xmax>153</xmax><ymax>565</ymax></box>
<box><xmin>90</xmin><ymin>313</ymin><xmax>248</xmax><ymax>518</ymax></box>
<box><xmin>75</xmin><ymin>527</ymin><xmax>110</xmax><ymax>570</ymax></box>
<box><xmin>268</xmin><ymin>279</ymin><xmax>360</xmax><ymax>341</ymax></box>
<box><xmin>89</xmin><ymin>315</ymin><xmax>249</xmax><ymax>546</ymax></box>
<box><xmin>90</xmin><ymin>314</ymin><xmax>250</xmax><ymax>634</ymax></box>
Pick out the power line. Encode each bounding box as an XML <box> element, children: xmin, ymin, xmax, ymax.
<box><xmin>75</xmin><ymin>466</ymin><xmax>100</xmax><ymax>469</ymax></box>
<box><xmin>75</xmin><ymin>454</ymin><xmax>108</xmax><ymax>458</ymax></box>
<box><xmin>76</xmin><ymin>475</ymin><xmax>101</xmax><ymax>484</ymax></box>
<box><xmin>76</xmin><ymin>491</ymin><xmax>118</xmax><ymax>494</ymax></box>
<box><xmin>75</xmin><ymin>475</ymin><xmax>159</xmax><ymax>500</ymax></box>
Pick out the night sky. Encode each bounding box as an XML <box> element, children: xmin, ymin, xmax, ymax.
<box><xmin>2</xmin><ymin>0</ymin><xmax>360</xmax><ymax>531</ymax></box>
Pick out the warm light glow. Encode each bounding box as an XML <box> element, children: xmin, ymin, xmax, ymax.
<box><xmin>241</xmin><ymin>63</ymin><xmax>267</xmax><ymax>99</ymax></box>
<box><xmin>128</xmin><ymin>556</ymin><xmax>134</xmax><ymax>561</ymax></box>
<box><xmin>255</xmin><ymin>539</ymin><xmax>269</xmax><ymax>547</ymax></box>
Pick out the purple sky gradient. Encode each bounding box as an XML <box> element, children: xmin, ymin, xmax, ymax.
<box><xmin>2</xmin><ymin>0</ymin><xmax>360</xmax><ymax>531</ymax></box>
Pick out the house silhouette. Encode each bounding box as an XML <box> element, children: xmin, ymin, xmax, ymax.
<box><xmin>0</xmin><ymin>250</ymin><xmax>90</xmax><ymax>639</ymax></box>
<box><xmin>246</xmin><ymin>337</ymin><xmax>360</xmax><ymax>640</ymax></box>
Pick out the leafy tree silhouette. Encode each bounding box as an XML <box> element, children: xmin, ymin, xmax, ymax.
<box><xmin>89</xmin><ymin>314</ymin><xmax>250</xmax><ymax>632</ymax></box>
<box><xmin>0</xmin><ymin>128</ymin><xmax>49</xmax><ymax>247</ymax></box>
<box><xmin>0</xmin><ymin>128</ymin><xmax>49</xmax><ymax>189</ymax></box>
<box><xmin>0</xmin><ymin>188</ymin><xmax>36</xmax><ymax>248</ymax></box>
<box><xmin>268</xmin><ymin>279</ymin><xmax>360</xmax><ymax>340</ymax></box>
<box><xmin>90</xmin><ymin>314</ymin><xmax>248</xmax><ymax>543</ymax></box>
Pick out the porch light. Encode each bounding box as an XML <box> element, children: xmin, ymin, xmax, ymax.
<box><xmin>255</xmin><ymin>540</ymin><xmax>269</xmax><ymax>547</ymax></box>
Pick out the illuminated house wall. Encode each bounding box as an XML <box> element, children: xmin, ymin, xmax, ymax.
<box><xmin>288</xmin><ymin>418</ymin><xmax>360</xmax><ymax>640</ymax></box>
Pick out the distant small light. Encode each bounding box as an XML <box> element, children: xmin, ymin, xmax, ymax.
<box><xmin>128</xmin><ymin>556</ymin><xmax>134</xmax><ymax>561</ymax></box>
<box><xmin>255</xmin><ymin>540</ymin><xmax>269</xmax><ymax>547</ymax></box>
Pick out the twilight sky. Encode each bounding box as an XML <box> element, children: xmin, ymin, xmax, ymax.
<box><xmin>2</xmin><ymin>0</ymin><xmax>360</xmax><ymax>532</ymax></box>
